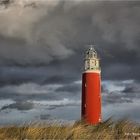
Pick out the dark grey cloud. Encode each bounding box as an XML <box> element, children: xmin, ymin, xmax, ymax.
<box><xmin>0</xmin><ymin>83</ymin><xmax>64</xmax><ymax>101</ymax></box>
<box><xmin>0</xmin><ymin>81</ymin><xmax>81</xmax><ymax>102</ymax></box>
<box><xmin>0</xmin><ymin>0</ymin><xmax>139</xmax><ymax>67</ymax></box>
<box><xmin>40</xmin><ymin>114</ymin><xmax>51</xmax><ymax>120</ymax></box>
<box><xmin>123</xmin><ymin>82</ymin><xmax>140</xmax><ymax>93</ymax></box>
<box><xmin>0</xmin><ymin>0</ymin><xmax>11</xmax><ymax>5</ymax></box>
<box><xmin>0</xmin><ymin>101</ymin><xmax>34</xmax><ymax>111</ymax></box>
<box><xmin>0</xmin><ymin>1</ymin><xmax>140</xmax><ymax>85</ymax></box>
<box><xmin>0</xmin><ymin>0</ymin><xmax>139</xmax><ymax>86</ymax></box>
<box><xmin>102</xmin><ymin>91</ymin><xmax>133</xmax><ymax>105</ymax></box>
<box><xmin>102</xmin><ymin>80</ymin><xmax>140</xmax><ymax>105</ymax></box>
<box><xmin>56</xmin><ymin>83</ymin><xmax>81</xmax><ymax>93</ymax></box>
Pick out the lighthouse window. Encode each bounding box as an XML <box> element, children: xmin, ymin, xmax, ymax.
<box><xmin>89</xmin><ymin>53</ymin><xmax>93</xmax><ymax>58</ymax></box>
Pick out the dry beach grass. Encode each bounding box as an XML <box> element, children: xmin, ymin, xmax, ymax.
<box><xmin>0</xmin><ymin>118</ymin><xmax>139</xmax><ymax>140</ymax></box>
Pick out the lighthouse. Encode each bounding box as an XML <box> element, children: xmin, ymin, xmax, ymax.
<box><xmin>81</xmin><ymin>46</ymin><xmax>101</xmax><ymax>124</ymax></box>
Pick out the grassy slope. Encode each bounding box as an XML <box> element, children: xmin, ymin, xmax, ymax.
<box><xmin>0</xmin><ymin>118</ymin><xmax>139</xmax><ymax>140</ymax></box>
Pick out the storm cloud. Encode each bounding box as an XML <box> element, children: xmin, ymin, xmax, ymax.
<box><xmin>0</xmin><ymin>0</ymin><xmax>140</xmax><ymax>124</ymax></box>
<box><xmin>0</xmin><ymin>101</ymin><xmax>34</xmax><ymax>111</ymax></box>
<box><xmin>0</xmin><ymin>0</ymin><xmax>139</xmax><ymax>67</ymax></box>
<box><xmin>102</xmin><ymin>80</ymin><xmax>140</xmax><ymax>105</ymax></box>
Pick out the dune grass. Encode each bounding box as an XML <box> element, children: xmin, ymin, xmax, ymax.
<box><xmin>0</xmin><ymin>118</ymin><xmax>139</xmax><ymax>140</ymax></box>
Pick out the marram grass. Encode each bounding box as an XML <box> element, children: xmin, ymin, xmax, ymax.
<box><xmin>0</xmin><ymin>118</ymin><xmax>139</xmax><ymax>140</ymax></box>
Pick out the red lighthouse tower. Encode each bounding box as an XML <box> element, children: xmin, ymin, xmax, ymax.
<box><xmin>81</xmin><ymin>46</ymin><xmax>101</xmax><ymax>125</ymax></box>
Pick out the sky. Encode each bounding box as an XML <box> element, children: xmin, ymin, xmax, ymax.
<box><xmin>0</xmin><ymin>0</ymin><xmax>140</xmax><ymax>125</ymax></box>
